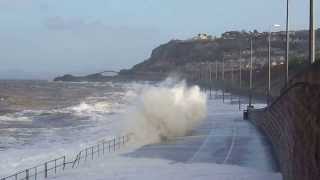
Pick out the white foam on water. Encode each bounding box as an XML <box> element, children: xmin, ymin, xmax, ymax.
<box><xmin>0</xmin><ymin>81</ymin><xmax>148</xmax><ymax>177</ymax></box>
<box><xmin>70</xmin><ymin>102</ymin><xmax>112</xmax><ymax>114</ymax></box>
<box><xmin>0</xmin><ymin>114</ymin><xmax>32</xmax><ymax>123</ymax></box>
<box><xmin>0</xmin><ymin>80</ymin><xmax>279</xmax><ymax>180</ymax></box>
<box><xmin>125</xmin><ymin>79</ymin><xmax>207</xmax><ymax>145</ymax></box>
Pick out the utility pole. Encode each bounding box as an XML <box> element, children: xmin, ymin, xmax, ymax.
<box><xmin>309</xmin><ymin>0</ymin><xmax>315</xmax><ymax>64</ymax></box>
<box><xmin>222</xmin><ymin>57</ymin><xmax>225</xmax><ymax>103</ymax></box>
<box><xmin>209</xmin><ymin>62</ymin><xmax>212</xmax><ymax>98</ymax></box>
<box><xmin>285</xmin><ymin>0</ymin><xmax>290</xmax><ymax>85</ymax></box>
<box><xmin>239</xmin><ymin>60</ymin><xmax>242</xmax><ymax>111</ymax></box>
<box><xmin>215</xmin><ymin>60</ymin><xmax>219</xmax><ymax>80</ymax></box>
<box><xmin>215</xmin><ymin>60</ymin><xmax>219</xmax><ymax>98</ymax></box>
<box><xmin>239</xmin><ymin>50</ymin><xmax>242</xmax><ymax>89</ymax></box>
<box><xmin>268</xmin><ymin>31</ymin><xmax>272</xmax><ymax>105</ymax></box>
<box><xmin>209</xmin><ymin>62</ymin><xmax>212</xmax><ymax>81</ymax></box>
<box><xmin>222</xmin><ymin>58</ymin><xmax>225</xmax><ymax>81</ymax></box>
<box><xmin>268</xmin><ymin>24</ymin><xmax>280</xmax><ymax>105</ymax></box>
<box><xmin>231</xmin><ymin>64</ymin><xmax>234</xmax><ymax>102</ymax></box>
<box><xmin>231</xmin><ymin>64</ymin><xmax>234</xmax><ymax>85</ymax></box>
<box><xmin>249</xmin><ymin>38</ymin><xmax>253</xmax><ymax>107</ymax></box>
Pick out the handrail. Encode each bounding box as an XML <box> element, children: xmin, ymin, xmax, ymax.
<box><xmin>1</xmin><ymin>134</ymin><xmax>133</xmax><ymax>180</ymax></box>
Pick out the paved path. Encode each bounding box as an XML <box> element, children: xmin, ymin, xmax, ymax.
<box><xmin>126</xmin><ymin>94</ymin><xmax>279</xmax><ymax>173</ymax></box>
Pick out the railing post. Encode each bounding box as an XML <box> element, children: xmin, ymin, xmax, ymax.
<box><xmin>72</xmin><ymin>154</ymin><xmax>79</xmax><ymax>168</ymax></box>
<box><xmin>0</xmin><ymin>135</ymin><xmax>133</xmax><ymax>180</ymax></box>
<box><xmin>98</xmin><ymin>144</ymin><xmax>100</xmax><ymax>157</ymax></box>
<box><xmin>35</xmin><ymin>167</ymin><xmax>37</xmax><ymax>180</ymax></box>
<box><xmin>25</xmin><ymin>169</ymin><xmax>29</xmax><ymax>180</ymax></box>
<box><xmin>85</xmin><ymin>148</ymin><xmax>88</xmax><ymax>161</ymax></box>
<box><xmin>44</xmin><ymin>163</ymin><xmax>48</xmax><ymax>178</ymax></box>
<box><xmin>78</xmin><ymin>152</ymin><xmax>81</xmax><ymax>166</ymax></box>
<box><xmin>91</xmin><ymin>146</ymin><xmax>94</xmax><ymax>160</ymax></box>
<box><xmin>54</xmin><ymin>159</ymin><xmax>57</xmax><ymax>174</ymax></box>
<box><xmin>103</xmin><ymin>142</ymin><xmax>105</xmax><ymax>155</ymax></box>
<box><xmin>223</xmin><ymin>89</ymin><xmax>225</xmax><ymax>103</ymax></box>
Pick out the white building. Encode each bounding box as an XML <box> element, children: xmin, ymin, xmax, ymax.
<box><xmin>193</xmin><ymin>33</ymin><xmax>211</xmax><ymax>40</ymax></box>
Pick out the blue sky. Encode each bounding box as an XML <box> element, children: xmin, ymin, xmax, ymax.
<box><xmin>0</xmin><ymin>0</ymin><xmax>318</xmax><ymax>79</ymax></box>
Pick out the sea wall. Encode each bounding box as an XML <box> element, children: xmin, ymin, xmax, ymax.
<box><xmin>248</xmin><ymin>62</ymin><xmax>320</xmax><ymax>180</ymax></box>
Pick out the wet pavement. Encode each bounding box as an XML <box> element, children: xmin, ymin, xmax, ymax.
<box><xmin>126</xmin><ymin>93</ymin><xmax>280</xmax><ymax>173</ymax></box>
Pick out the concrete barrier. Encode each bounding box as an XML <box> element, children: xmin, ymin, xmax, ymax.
<box><xmin>248</xmin><ymin>82</ymin><xmax>320</xmax><ymax>180</ymax></box>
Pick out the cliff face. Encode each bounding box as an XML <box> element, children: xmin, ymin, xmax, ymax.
<box><xmin>130</xmin><ymin>40</ymin><xmax>222</xmax><ymax>73</ymax></box>
<box><xmin>123</xmin><ymin>29</ymin><xmax>320</xmax><ymax>76</ymax></box>
<box><xmin>55</xmin><ymin>29</ymin><xmax>320</xmax><ymax>82</ymax></box>
<box><xmin>54</xmin><ymin>74</ymin><xmax>113</xmax><ymax>82</ymax></box>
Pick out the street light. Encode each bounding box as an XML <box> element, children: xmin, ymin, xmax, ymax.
<box><xmin>309</xmin><ymin>0</ymin><xmax>315</xmax><ymax>64</ymax></box>
<box><xmin>239</xmin><ymin>56</ymin><xmax>242</xmax><ymax>111</ymax></box>
<box><xmin>268</xmin><ymin>24</ymin><xmax>281</xmax><ymax>104</ymax></box>
<box><xmin>222</xmin><ymin>56</ymin><xmax>225</xmax><ymax>103</ymax></box>
<box><xmin>215</xmin><ymin>60</ymin><xmax>218</xmax><ymax>81</ymax></box>
<box><xmin>239</xmin><ymin>50</ymin><xmax>242</xmax><ymax>89</ymax></box>
<box><xmin>249</xmin><ymin>37</ymin><xmax>253</xmax><ymax>107</ymax></box>
<box><xmin>285</xmin><ymin>0</ymin><xmax>290</xmax><ymax>85</ymax></box>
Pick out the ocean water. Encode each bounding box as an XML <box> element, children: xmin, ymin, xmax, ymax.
<box><xmin>0</xmin><ymin>80</ymin><xmax>148</xmax><ymax>176</ymax></box>
<box><xmin>0</xmin><ymin>80</ymin><xmax>273</xmax><ymax>179</ymax></box>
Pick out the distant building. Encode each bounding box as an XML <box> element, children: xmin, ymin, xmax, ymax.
<box><xmin>192</xmin><ymin>33</ymin><xmax>211</xmax><ymax>40</ymax></box>
<box><xmin>222</xmin><ymin>31</ymin><xmax>250</xmax><ymax>39</ymax></box>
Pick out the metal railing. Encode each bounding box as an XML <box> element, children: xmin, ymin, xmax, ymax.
<box><xmin>213</xmin><ymin>90</ymin><xmax>246</xmax><ymax>111</ymax></box>
<box><xmin>1</xmin><ymin>134</ymin><xmax>132</xmax><ymax>180</ymax></box>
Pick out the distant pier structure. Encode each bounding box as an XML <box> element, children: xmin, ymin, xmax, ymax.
<box><xmin>98</xmin><ymin>70</ymin><xmax>119</xmax><ymax>77</ymax></box>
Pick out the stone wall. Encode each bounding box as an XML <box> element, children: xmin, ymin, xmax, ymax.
<box><xmin>248</xmin><ymin>63</ymin><xmax>320</xmax><ymax>180</ymax></box>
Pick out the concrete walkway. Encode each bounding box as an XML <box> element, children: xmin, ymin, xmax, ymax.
<box><xmin>126</xmin><ymin>94</ymin><xmax>279</xmax><ymax>173</ymax></box>
<box><xmin>48</xmin><ymin>91</ymin><xmax>282</xmax><ymax>180</ymax></box>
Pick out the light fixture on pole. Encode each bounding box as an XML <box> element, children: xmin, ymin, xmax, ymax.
<box><xmin>239</xmin><ymin>53</ymin><xmax>242</xmax><ymax>111</ymax></box>
<box><xmin>222</xmin><ymin>56</ymin><xmax>225</xmax><ymax>103</ymax></box>
<box><xmin>239</xmin><ymin>50</ymin><xmax>242</xmax><ymax>89</ymax></box>
<box><xmin>249</xmin><ymin>37</ymin><xmax>253</xmax><ymax>108</ymax></box>
<box><xmin>309</xmin><ymin>0</ymin><xmax>315</xmax><ymax>64</ymax></box>
<box><xmin>285</xmin><ymin>0</ymin><xmax>290</xmax><ymax>86</ymax></box>
<box><xmin>268</xmin><ymin>24</ymin><xmax>281</xmax><ymax>104</ymax></box>
<box><xmin>215</xmin><ymin>60</ymin><xmax>218</xmax><ymax>81</ymax></box>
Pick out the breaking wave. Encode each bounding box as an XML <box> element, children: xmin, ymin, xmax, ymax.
<box><xmin>126</xmin><ymin>80</ymin><xmax>207</xmax><ymax>145</ymax></box>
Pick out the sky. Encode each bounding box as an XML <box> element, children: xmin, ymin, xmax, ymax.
<box><xmin>0</xmin><ymin>0</ymin><xmax>318</xmax><ymax>79</ymax></box>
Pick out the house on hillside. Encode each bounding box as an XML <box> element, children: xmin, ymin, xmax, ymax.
<box><xmin>192</xmin><ymin>33</ymin><xmax>212</xmax><ymax>40</ymax></box>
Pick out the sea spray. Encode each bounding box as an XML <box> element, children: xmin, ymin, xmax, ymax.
<box><xmin>125</xmin><ymin>80</ymin><xmax>207</xmax><ymax>145</ymax></box>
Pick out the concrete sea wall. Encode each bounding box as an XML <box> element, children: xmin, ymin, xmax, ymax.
<box><xmin>248</xmin><ymin>63</ymin><xmax>320</xmax><ymax>180</ymax></box>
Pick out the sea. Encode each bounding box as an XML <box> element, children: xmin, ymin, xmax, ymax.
<box><xmin>0</xmin><ymin>80</ymin><xmax>148</xmax><ymax>176</ymax></box>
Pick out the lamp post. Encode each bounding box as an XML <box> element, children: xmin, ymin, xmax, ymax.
<box><xmin>209</xmin><ymin>62</ymin><xmax>212</xmax><ymax>98</ymax></box>
<box><xmin>231</xmin><ymin>64</ymin><xmax>234</xmax><ymax>102</ymax></box>
<box><xmin>309</xmin><ymin>0</ymin><xmax>315</xmax><ymax>64</ymax></box>
<box><xmin>222</xmin><ymin>56</ymin><xmax>225</xmax><ymax>103</ymax></box>
<box><xmin>239</xmin><ymin>51</ymin><xmax>242</xmax><ymax>111</ymax></box>
<box><xmin>268</xmin><ymin>24</ymin><xmax>281</xmax><ymax>104</ymax></box>
<box><xmin>239</xmin><ymin>50</ymin><xmax>242</xmax><ymax>89</ymax></box>
<box><xmin>285</xmin><ymin>0</ymin><xmax>290</xmax><ymax>85</ymax></box>
<box><xmin>215</xmin><ymin>60</ymin><xmax>218</xmax><ymax>81</ymax></box>
<box><xmin>249</xmin><ymin>38</ymin><xmax>253</xmax><ymax>107</ymax></box>
<box><xmin>215</xmin><ymin>60</ymin><xmax>219</xmax><ymax>98</ymax></box>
